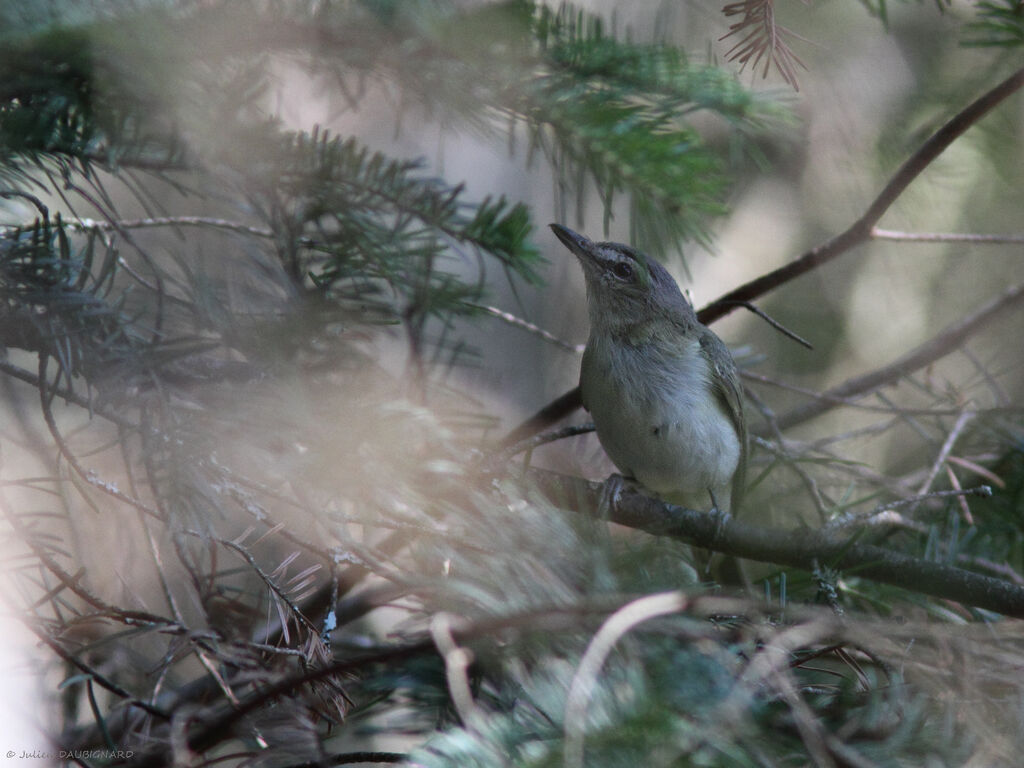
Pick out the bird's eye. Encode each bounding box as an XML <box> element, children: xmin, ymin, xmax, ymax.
<box><xmin>611</xmin><ymin>262</ymin><xmax>634</xmax><ymax>281</ymax></box>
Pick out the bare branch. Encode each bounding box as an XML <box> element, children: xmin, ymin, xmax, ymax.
<box><xmin>699</xmin><ymin>66</ymin><xmax>1024</xmax><ymax>324</ymax></box>
<box><xmin>742</xmin><ymin>370</ymin><xmax>965</xmax><ymax>420</ymax></box>
<box><xmin>827</xmin><ymin>486</ymin><xmax>993</xmax><ymax>532</ymax></box>
<box><xmin>773</xmin><ymin>279</ymin><xmax>1024</xmax><ymax>431</ymax></box>
<box><xmin>915</xmin><ymin>411</ymin><xmax>975</xmax><ymax>501</ymax></box>
<box><xmin>872</xmin><ymin>228</ymin><xmax>1024</xmax><ymax>245</ymax></box>
<box><xmin>492</xmin><ymin>422</ymin><xmax>596</xmax><ymax>465</ymax></box>
<box><xmin>720</xmin><ymin>301</ymin><xmax>814</xmax><ymax>349</ymax></box>
<box><xmin>501</xmin><ymin>386</ymin><xmax>588</xmax><ymax>448</ymax></box>
<box><xmin>478</xmin><ymin>305</ymin><xmax>585</xmax><ymax>353</ymax></box>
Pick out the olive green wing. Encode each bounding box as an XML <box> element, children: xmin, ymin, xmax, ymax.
<box><xmin>579</xmin><ymin>342</ymin><xmax>599</xmax><ymax>414</ymax></box>
<box><xmin>698</xmin><ymin>327</ymin><xmax>747</xmax><ymax>513</ymax></box>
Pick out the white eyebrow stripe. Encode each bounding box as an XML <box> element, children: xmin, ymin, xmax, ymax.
<box><xmin>596</xmin><ymin>246</ymin><xmax>637</xmax><ymax>266</ymax></box>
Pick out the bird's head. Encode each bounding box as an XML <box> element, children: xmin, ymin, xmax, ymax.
<box><xmin>550</xmin><ymin>223</ymin><xmax>694</xmax><ymax>333</ymax></box>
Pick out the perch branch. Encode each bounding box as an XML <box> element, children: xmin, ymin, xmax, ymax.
<box><xmin>528</xmin><ymin>468</ymin><xmax>1024</xmax><ymax>619</ymax></box>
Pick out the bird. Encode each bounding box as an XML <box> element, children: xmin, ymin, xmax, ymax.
<box><xmin>551</xmin><ymin>223</ymin><xmax>746</xmax><ymax>517</ymax></box>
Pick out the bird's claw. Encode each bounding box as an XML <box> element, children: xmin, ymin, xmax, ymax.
<box><xmin>708</xmin><ymin>490</ymin><xmax>731</xmax><ymax>544</ymax></box>
<box><xmin>599</xmin><ymin>473</ymin><xmax>635</xmax><ymax>516</ymax></box>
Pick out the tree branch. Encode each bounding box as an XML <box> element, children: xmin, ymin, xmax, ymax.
<box><xmin>872</xmin><ymin>228</ymin><xmax>1024</xmax><ymax>245</ymax></box>
<box><xmin>132</xmin><ymin>459</ymin><xmax>1024</xmax><ymax>768</ymax></box>
<box><xmin>504</xmin><ymin>66</ymin><xmax>1024</xmax><ymax>444</ymax></box>
<box><xmin>771</xmin><ymin>278</ymin><xmax>1024</xmax><ymax>431</ymax></box>
<box><xmin>527</xmin><ymin>468</ymin><xmax>1024</xmax><ymax>619</ymax></box>
<box><xmin>700</xmin><ymin>66</ymin><xmax>1024</xmax><ymax>324</ymax></box>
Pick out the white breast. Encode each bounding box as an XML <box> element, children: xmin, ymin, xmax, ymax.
<box><xmin>581</xmin><ymin>335</ymin><xmax>740</xmax><ymax>510</ymax></box>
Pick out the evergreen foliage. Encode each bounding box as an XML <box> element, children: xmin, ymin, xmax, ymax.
<box><xmin>0</xmin><ymin>2</ymin><xmax>1022</xmax><ymax>768</ymax></box>
<box><xmin>964</xmin><ymin>0</ymin><xmax>1024</xmax><ymax>48</ymax></box>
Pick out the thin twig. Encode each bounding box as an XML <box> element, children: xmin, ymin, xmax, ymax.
<box><xmin>770</xmin><ymin>433</ymin><xmax>916</xmax><ymax>498</ymax></box>
<box><xmin>956</xmin><ymin>556</ymin><xmax>1024</xmax><ymax>586</ymax></box>
<box><xmin>701</xmin><ymin>66</ymin><xmax>1024</xmax><ymax>325</ymax></box>
<box><xmin>746</xmin><ymin>389</ymin><xmax>830</xmax><ymax>522</ymax></box>
<box><xmin>722</xmin><ymin>300</ymin><xmax>814</xmax><ymax>349</ymax></box>
<box><xmin>2</xmin><ymin>502</ymin><xmax>179</xmax><ymax>629</ymax></box>
<box><xmin>873</xmin><ymin>390</ymin><xmax>938</xmax><ymax>448</ymax></box>
<box><xmin>826</xmin><ymin>486</ymin><xmax>992</xmax><ymax>532</ymax></box>
<box><xmin>959</xmin><ymin>346</ymin><xmax>1010</xmax><ymax>407</ymax></box>
<box><xmin>28</xmin><ymin>627</ymin><xmax>172</xmax><ymax>721</ymax></box>
<box><xmin>58</xmin><ymin>215</ymin><xmax>279</xmax><ymax>241</ymax></box>
<box><xmin>501</xmin><ymin>387</ymin><xmax>591</xmax><ymax>448</ymax></box>
<box><xmin>205</xmin><ymin>534</ymin><xmax>320</xmax><ymax>636</ymax></box>
<box><xmin>478</xmin><ymin>305</ymin><xmax>585</xmax><ymax>353</ymax></box>
<box><xmin>741</xmin><ymin>370</ymin><xmax>966</xmax><ymax>419</ymax></box>
<box><xmin>914</xmin><ymin>410</ymin><xmax>975</xmax><ymax>508</ymax></box>
<box><xmin>492</xmin><ymin>422</ymin><xmax>595</xmax><ymax>465</ymax></box>
<box><xmin>0</xmin><ymin>359</ymin><xmax>137</xmax><ymax>429</ymax></box>
<box><xmin>37</xmin><ymin>356</ymin><xmax>161</xmax><ymax>519</ymax></box>
<box><xmin>0</xmin><ymin>189</ymin><xmax>50</xmax><ymax>219</ymax></box>
<box><xmin>872</xmin><ymin>228</ymin><xmax>1024</xmax><ymax>244</ymax></box>
<box><xmin>772</xmin><ymin>280</ymin><xmax>1024</xmax><ymax>431</ymax></box>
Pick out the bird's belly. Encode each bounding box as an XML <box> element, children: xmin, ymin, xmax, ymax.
<box><xmin>586</xmin><ymin>377</ymin><xmax>740</xmax><ymax>506</ymax></box>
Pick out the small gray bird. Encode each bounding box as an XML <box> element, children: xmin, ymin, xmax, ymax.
<box><xmin>551</xmin><ymin>224</ymin><xmax>746</xmax><ymax>516</ymax></box>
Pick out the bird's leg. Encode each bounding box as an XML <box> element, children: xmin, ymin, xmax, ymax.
<box><xmin>599</xmin><ymin>473</ymin><xmax>639</xmax><ymax>517</ymax></box>
<box><xmin>707</xmin><ymin>489</ymin><xmax>730</xmax><ymax>545</ymax></box>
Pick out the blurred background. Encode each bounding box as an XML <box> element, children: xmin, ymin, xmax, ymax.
<box><xmin>1</xmin><ymin>0</ymin><xmax>1022</xmax><ymax>764</ymax></box>
<box><xmin>259</xmin><ymin>0</ymin><xmax>1024</xmax><ymax>468</ymax></box>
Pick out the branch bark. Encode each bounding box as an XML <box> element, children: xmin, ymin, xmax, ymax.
<box><xmin>527</xmin><ymin>468</ymin><xmax>1024</xmax><ymax>619</ymax></box>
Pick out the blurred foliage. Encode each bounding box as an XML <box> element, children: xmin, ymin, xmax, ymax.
<box><xmin>0</xmin><ymin>2</ymin><xmax>1023</xmax><ymax>768</ymax></box>
<box><xmin>856</xmin><ymin>0</ymin><xmax>953</xmax><ymax>30</ymax></box>
<box><xmin>0</xmin><ymin>0</ymin><xmax>785</xmax><ymax>390</ymax></box>
<box><xmin>964</xmin><ymin>0</ymin><xmax>1024</xmax><ymax>48</ymax></box>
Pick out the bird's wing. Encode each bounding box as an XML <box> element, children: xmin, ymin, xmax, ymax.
<box><xmin>699</xmin><ymin>328</ymin><xmax>747</xmax><ymax>512</ymax></box>
<box><xmin>579</xmin><ymin>343</ymin><xmax>594</xmax><ymax>413</ymax></box>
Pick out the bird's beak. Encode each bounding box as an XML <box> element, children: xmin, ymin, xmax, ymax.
<box><xmin>549</xmin><ymin>223</ymin><xmax>596</xmax><ymax>263</ymax></box>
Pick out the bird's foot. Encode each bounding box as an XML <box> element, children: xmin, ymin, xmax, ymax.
<box><xmin>599</xmin><ymin>473</ymin><xmax>639</xmax><ymax>516</ymax></box>
<box><xmin>708</xmin><ymin>490</ymin><xmax>731</xmax><ymax>544</ymax></box>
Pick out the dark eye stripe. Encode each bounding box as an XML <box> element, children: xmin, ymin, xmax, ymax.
<box><xmin>612</xmin><ymin>262</ymin><xmax>633</xmax><ymax>280</ymax></box>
